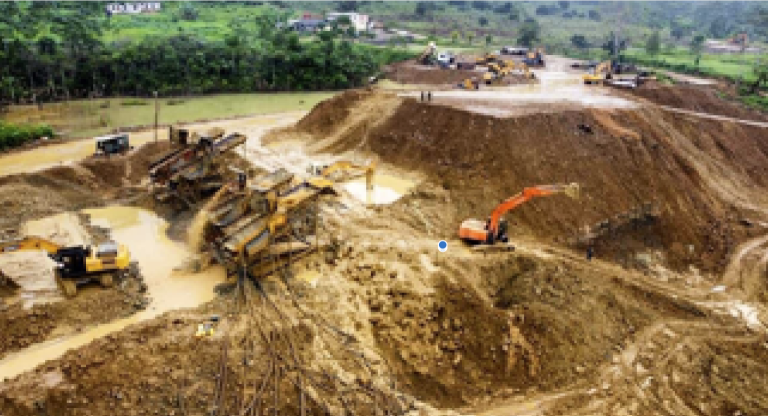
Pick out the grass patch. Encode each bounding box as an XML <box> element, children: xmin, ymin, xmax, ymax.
<box><xmin>740</xmin><ymin>94</ymin><xmax>768</xmax><ymax>112</ymax></box>
<box><xmin>2</xmin><ymin>92</ymin><xmax>336</xmax><ymax>138</ymax></box>
<box><xmin>121</xmin><ymin>99</ymin><xmax>149</xmax><ymax>106</ymax></box>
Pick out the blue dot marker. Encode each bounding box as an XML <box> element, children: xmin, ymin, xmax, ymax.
<box><xmin>438</xmin><ymin>240</ymin><xmax>448</xmax><ymax>252</ymax></box>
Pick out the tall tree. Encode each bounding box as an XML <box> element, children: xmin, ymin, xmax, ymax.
<box><xmin>646</xmin><ymin>31</ymin><xmax>661</xmax><ymax>56</ymax></box>
<box><xmin>690</xmin><ymin>34</ymin><xmax>705</xmax><ymax>69</ymax></box>
<box><xmin>517</xmin><ymin>19</ymin><xmax>540</xmax><ymax>48</ymax></box>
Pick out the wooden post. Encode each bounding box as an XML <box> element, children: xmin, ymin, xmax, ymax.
<box><xmin>153</xmin><ymin>91</ymin><xmax>158</xmax><ymax>143</ymax></box>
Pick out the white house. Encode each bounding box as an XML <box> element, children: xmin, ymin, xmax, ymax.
<box><xmin>326</xmin><ymin>12</ymin><xmax>370</xmax><ymax>32</ymax></box>
<box><xmin>106</xmin><ymin>2</ymin><xmax>162</xmax><ymax>15</ymax></box>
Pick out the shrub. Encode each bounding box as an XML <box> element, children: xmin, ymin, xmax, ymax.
<box><xmin>121</xmin><ymin>99</ymin><xmax>149</xmax><ymax>106</ymax></box>
<box><xmin>0</xmin><ymin>122</ymin><xmax>55</xmax><ymax>151</ymax></box>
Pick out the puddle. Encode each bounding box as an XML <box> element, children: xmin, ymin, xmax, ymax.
<box><xmin>83</xmin><ymin>206</ymin><xmax>224</xmax><ymax>313</ymax></box>
<box><xmin>343</xmin><ymin>174</ymin><xmax>415</xmax><ymax>205</ymax></box>
<box><xmin>0</xmin><ymin>206</ymin><xmax>224</xmax><ymax>379</ymax></box>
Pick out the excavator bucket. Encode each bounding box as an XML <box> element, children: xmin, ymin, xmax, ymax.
<box><xmin>564</xmin><ymin>182</ymin><xmax>580</xmax><ymax>200</ymax></box>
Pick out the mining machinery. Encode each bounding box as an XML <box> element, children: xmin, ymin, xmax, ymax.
<box><xmin>0</xmin><ymin>236</ymin><xmax>130</xmax><ymax>297</ymax></box>
<box><xmin>149</xmin><ymin>126</ymin><xmax>246</xmax><ymax>206</ymax></box>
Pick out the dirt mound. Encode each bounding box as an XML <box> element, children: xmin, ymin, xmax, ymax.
<box><xmin>384</xmin><ymin>61</ymin><xmax>483</xmax><ymax>86</ymax></box>
<box><xmin>126</xmin><ymin>141</ymin><xmax>171</xmax><ymax>183</ymax></box>
<box><xmin>0</xmin><ymin>271</ymin><xmax>146</xmax><ymax>360</ymax></box>
<box><xmin>294</xmin><ymin>89</ymin><xmax>371</xmax><ymax>136</ymax></box>
<box><xmin>632</xmin><ymin>84</ymin><xmax>768</xmax><ymax>122</ymax></box>
<box><xmin>290</xmin><ymin>90</ymin><xmax>768</xmax><ymax>274</ymax></box>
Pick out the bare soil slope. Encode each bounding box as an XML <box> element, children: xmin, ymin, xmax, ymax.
<box><xmin>292</xmin><ymin>90</ymin><xmax>768</xmax><ymax>274</ymax></box>
<box><xmin>631</xmin><ymin>84</ymin><xmax>768</xmax><ymax>122</ymax></box>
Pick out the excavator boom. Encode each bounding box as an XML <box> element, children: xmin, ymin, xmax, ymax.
<box><xmin>0</xmin><ymin>236</ymin><xmax>61</xmax><ymax>255</ymax></box>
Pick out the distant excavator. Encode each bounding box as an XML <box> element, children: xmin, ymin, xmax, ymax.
<box><xmin>0</xmin><ymin>236</ymin><xmax>131</xmax><ymax>297</ymax></box>
<box><xmin>583</xmin><ymin>60</ymin><xmax>613</xmax><ymax>84</ymax></box>
<box><xmin>457</xmin><ymin>77</ymin><xmax>481</xmax><ymax>90</ymax></box>
<box><xmin>418</xmin><ymin>41</ymin><xmax>438</xmax><ymax>65</ymax></box>
<box><xmin>523</xmin><ymin>48</ymin><xmax>546</xmax><ymax>68</ymax></box>
<box><xmin>459</xmin><ymin>183</ymin><xmax>580</xmax><ymax>246</ymax></box>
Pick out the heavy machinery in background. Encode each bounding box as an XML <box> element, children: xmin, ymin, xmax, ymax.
<box><xmin>482</xmin><ymin>60</ymin><xmax>536</xmax><ymax>85</ymax></box>
<box><xmin>418</xmin><ymin>42</ymin><xmax>437</xmax><ymax>65</ymax></box>
<box><xmin>201</xmin><ymin>167</ymin><xmax>340</xmax><ymax>280</ymax></box>
<box><xmin>583</xmin><ymin>60</ymin><xmax>613</xmax><ymax>84</ymax></box>
<box><xmin>476</xmin><ymin>52</ymin><xmax>501</xmax><ymax>66</ymax></box>
<box><xmin>523</xmin><ymin>48</ymin><xmax>546</xmax><ymax>68</ymax></box>
<box><xmin>149</xmin><ymin>125</ymin><xmax>247</xmax><ymax>206</ymax></box>
<box><xmin>457</xmin><ymin>77</ymin><xmax>481</xmax><ymax>90</ymax></box>
<box><xmin>459</xmin><ymin>183</ymin><xmax>580</xmax><ymax>247</ymax></box>
<box><xmin>483</xmin><ymin>62</ymin><xmax>511</xmax><ymax>85</ymax></box>
<box><xmin>94</xmin><ymin>133</ymin><xmax>132</xmax><ymax>156</ymax></box>
<box><xmin>0</xmin><ymin>236</ymin><xmax>131</xmax><ymax>297</ymax></box>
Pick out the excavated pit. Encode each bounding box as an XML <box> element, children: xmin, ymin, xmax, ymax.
<box><xmin>2</xmin><ymin>86</ymin><xmax>768</xmax><ymax>416</ymax></box>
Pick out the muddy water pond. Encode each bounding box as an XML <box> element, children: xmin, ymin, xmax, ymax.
<box><xmin>0</xmin><ymin>206</ymin><xmax>224</xmax><ymax>379</ymax></box>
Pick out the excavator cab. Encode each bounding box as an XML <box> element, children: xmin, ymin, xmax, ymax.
<box><xmin>53</xmin><ymin>246</ymin><xmax>89</xmax><ymax>278</ymax></box>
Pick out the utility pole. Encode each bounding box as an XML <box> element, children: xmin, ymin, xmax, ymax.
<box><xmin>614</xmin><ymin>3</ymin><xmax>625</xmax><ymax>64</ymax></box>
<box><xmin>153</xmin><ymin>91</ymin><xmax>158</xmax><ymax>143</ymax></box>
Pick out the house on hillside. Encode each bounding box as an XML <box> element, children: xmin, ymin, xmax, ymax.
<box><xmin>285</xmin><ymin>12</ymin><xmax>325</xmax><ymax>32</ymax></box>
<box><xmin>105</xmin><ymin>2</ymin><xmax>161</xmax><ymax>15</ymax></box>
<box><xmin>326</xmin><ymin>12</ymin><xmax>370</xmax><ymax>32</ymax></box>
<box><xmin>705</xmin><ymin>39</ymin><xmax>761</xmax><ymax>54</ymax></box>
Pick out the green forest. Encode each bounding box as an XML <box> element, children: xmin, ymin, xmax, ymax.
<box><xmin>0</xmin><ymin>2</ymin><xmax>412</xmax><ymax>105</ymax></box>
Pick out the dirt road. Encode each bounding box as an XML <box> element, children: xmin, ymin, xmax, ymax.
<box><xmin>0</xmin><ymin>112</ymin><xmax>307</xmax><ymax>177</ymax></box>
<box><xmin>659</xmin><ymin>104</ymin><xmax>768</xmax><ymax>127</ymax></box>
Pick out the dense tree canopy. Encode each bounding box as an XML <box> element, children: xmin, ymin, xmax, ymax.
<box><xmin>0</xmin><ymin>3</ymin><xmax>411</xmax><ymax>103</ymax></box>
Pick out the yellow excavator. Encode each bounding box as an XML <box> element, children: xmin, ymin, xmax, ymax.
<box><xmin>583</xmin><ymin>61</ymin><xmax>613</xmax><ymax>84</ymax></box>
<box><xmin>0</xmin><ymin>236</ymin><xmax>131</xmax><ymax>297</ymax></box>
<box><xmin>457</xmin><ymin>77</ymin><xmax>481</xmax><ymax>90</ymax></box>
<box><xmin>476</xmin><ymin>52</ymin><xmax>501</xmax><ymax>66</ymax></box>
<box><xmin>483</xmin><ymin>62</ymin><xmax>510</xmax><ymax>85</ymax></box>
<box><xmin>459</xmin><ymin>183</ymin><xmax>580</xmax><ymax>247</ymax></box>
<box><xmin>308</xmin><ymin>160</ymin><xmax>376</xmax><ymax>190</ymax></box>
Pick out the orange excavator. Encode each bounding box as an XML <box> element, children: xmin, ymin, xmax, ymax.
<box><xmin>459</xmin><ymin>183</ymin><xmax>579</xmax><ymax>245</ymax></box>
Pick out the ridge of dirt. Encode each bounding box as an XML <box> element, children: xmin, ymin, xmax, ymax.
<box><xmin>630</xmin><ymin>84</ymin><xmax>768</xmax><ymax>122</ymax></box>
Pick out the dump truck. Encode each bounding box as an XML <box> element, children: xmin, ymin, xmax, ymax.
<box><xmin>0</xmin><ymin>236</ymin><xmax>131</xmax><ymax>297</ymax></box>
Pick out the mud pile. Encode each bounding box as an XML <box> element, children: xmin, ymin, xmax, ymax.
<box><xmin>383</xmin><ymin>60</ymin><xmax>528</xmax><ymax>87</ymax></box>
<box><xmin>292</xmin><ymin>90</ymin><xmax>768</xmax><ymax>273</ymax></box>
<box><xmin>0</xmin><ymin>271</ymin><xmax>146</xmax><ymax>360</ymax></box>
<box><xmin>384</xmin><ymin>61</ymin><xmax>481</xmax><ymax>86</ymax></box>
<box><xmin>632</xmin><ymin>84</ymin><xmax>768</xmax><ymax>122</ymax></box>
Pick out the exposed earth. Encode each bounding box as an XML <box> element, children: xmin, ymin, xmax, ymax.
<box><xmin>1</xmin><ymin>61</ymin><xmax>768</xmax><ymax>416</ymax></box>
